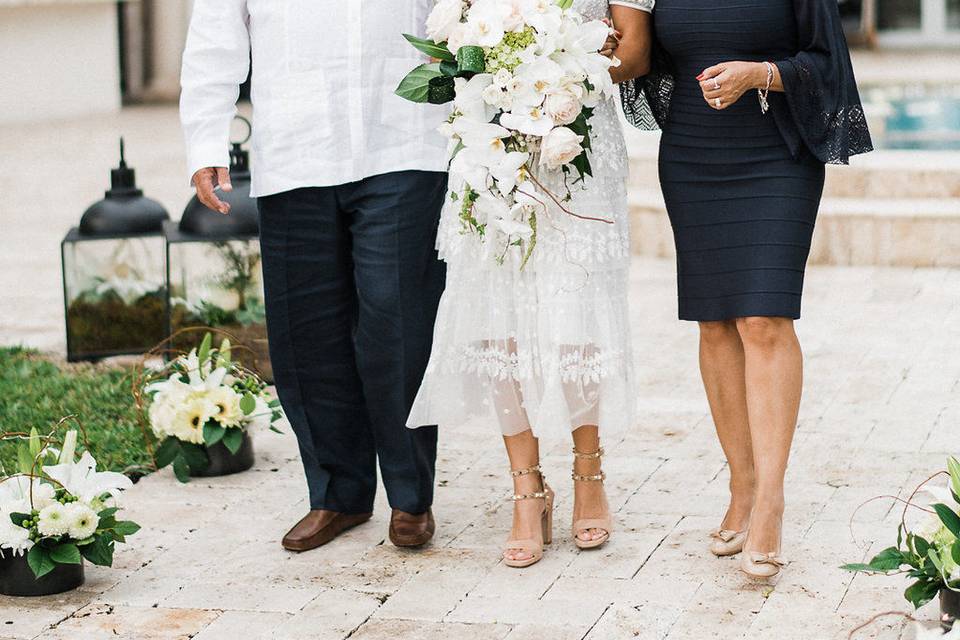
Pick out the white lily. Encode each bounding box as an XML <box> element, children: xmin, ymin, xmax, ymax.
<box><xmin>0</xmin><ymin>476</ymin><xmax>56</xmax><ymax>513</ymax></box>
<box><xmin>43</xmin><ymin>451</ymin><xmax>133</xmax><ymax>503</ymax></box>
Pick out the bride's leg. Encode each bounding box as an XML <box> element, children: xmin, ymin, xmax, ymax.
<box><xmin>489</xmin><ymin>339</ymin><xmax>545</xmax><ymax>563</ymax></box>
<box><xmin>562</xmin><ymin>344</ymin><xmax>611</xmax><ymax>544</ymax></box>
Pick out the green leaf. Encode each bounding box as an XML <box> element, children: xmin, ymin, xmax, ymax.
<box><xmin>76</xmin><ymin>536</ymin><xmax>95</xmax><ymax>547</ymax></box>
<box><xmin>869</xmin><ymin>547</ymin><xmax>906</xmax><ymax>571</ymax></box>
<box><xmin>222</xmin><ymin>428</ymin><xmax>244</xmax><ymax>455</ymax></box>
<box><xmin>97</xmin><ymin>506</ymin><xmax>119</xmax><ymax>519</ymax></box>
<box><xmin>17</xmin><ymin>442</ymin><xmax>35</xmax><ymax>476</ymax></box>
<box><xmin>841</xmin><ymin>563</ymin><xmax>875</xmax><ymax>572</ymax></box>
<box><xmin>928</xmin><ymin>547</ymin><xmax>944</xmax><ymax>572</ymax></box>
<box><xmin>439</xmin><ymin>59</ymin><xmax>459</xmax><ymax>77</ymax></box>
<box><xmin>172</xmin><ymin>455</ymin><xmax>192</xmax><ymax>484</ymax></box>
<box><xmin>9</xmin><ymin>512</ymin><xmax>30</xmax><ymax>527</ymax></box>
<box><xmin>949</xmin><ymin>457</ymin><xmax>960</xmax><ymax>502</ymax></box>
<box><xmin>29</xmin><ymin>426</ymin><xmax>41</xmax><ymax>459</ymax></box>
<box><xmin>402</xmin><ymin>34</ymin><xmax>455</xmax><ymax>61</ymax></box>
<box><xmin>27</xmin><ymin>545</ymin><xmax>56</xmax><ymax>579</ymax></box>
<box><xmin>50</xmin><ymin>543</ymin><xmax>82</xmax><ymax>565</ymax></box>
<box><xmin>240</xmin><ymin>392</ymin><xmax>256</xmax><ymax>416</ymax></box>
<box><xmin>555</xmin><ymin>0</ymin><xmax>574</xmax><ymax>8</ymax></box>
<box><xmin>112</xmin><ymin>521</ymin><xmax>141</xmax><ymax>537</ymax></box>
<box><xmin>197</xmin><ymin>332</ymin><xmax>213</xmax><ymax>368</ymax></box>
<box><xmin>79</xmin><ymin>535</ymin><xmax>114</xmax><ymax>567</ymax></box>
<box><xmin>912</xmin><ymin>534</ymin><xmax>931</xmax><ymax>559</ymax></box>
<box><xmin>203</xmin><ymin>422</ymin><xmax>227</xmax><ymax>446</ymax></box>
<box><xmin>905</xmin><ymin>579</ymin><xmax>941</xmax><ymax>609</ymax></box>
<box><xmin>180</xmin><ymin>442</ymin><xmax>210</xmax><ymax>471</ymax></box>
<box><xmin>218</xmin><ymin>338</ymin><xmax>232</xmax><ymax>368</ymax></box>
<box><xmin>934</xmin><ymin>503</ymin><xmax>960</xmax><ymax>538</ymax></box>
<box><xmin>154</xmin><ymin>437</ymin><xmax>180</xmax><ymax>469</ymax></box>
<box><xmin>395</xmin><ymin>63</ymin><xmax>442</xmax><ymax>103</ymax></box>
<box><xmin>952</xmin><ymin>541</ymin><xmax>960</xmax><ymax>566</ymax></box>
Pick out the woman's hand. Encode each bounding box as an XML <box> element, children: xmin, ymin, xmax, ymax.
<box><xmin>697</xmin><ymin>61</ymin><xmax>768</xmax><ymax>110</ymax></box>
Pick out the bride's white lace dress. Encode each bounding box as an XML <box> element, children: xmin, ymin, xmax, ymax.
<box><xmin>408</xmin><ymin>0</ymin><xmax>652</xmax><ymax>439</ymax></box>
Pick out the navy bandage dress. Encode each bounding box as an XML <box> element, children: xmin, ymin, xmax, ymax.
<box><xmin>622</xmin><ymin>0</ymin><xmax>872</xmax><ymax>321</ymax></box>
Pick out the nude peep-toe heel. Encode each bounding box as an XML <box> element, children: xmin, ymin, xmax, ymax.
<box><xmin>572</xmin><ymin>447</ymin><xmax>612</xmax><ymax>550</ymax></box>
<box><xmin>503</xmin><ymin>464</ymin><xmax>554</xmax><ymax>569</ymax></box>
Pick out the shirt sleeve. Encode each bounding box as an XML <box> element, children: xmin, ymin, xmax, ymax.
<box><xmin>609</xmin><ymin>0</ymin><xmax>654</xmax><ymax>12</ymax></box>
<box><xmin>772</xmin><ymin>0</ymin><xmax>872</xmax><ymax>164</ymax></box>
<box><xmin>179</xmin><ymin>0</ymin><xmax>251</xmax><ymax>183</ymax></box>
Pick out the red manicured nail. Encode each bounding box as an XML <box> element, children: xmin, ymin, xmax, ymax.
<box><xmin>696</xmin><ymin>74</ymin><xmax>704</xmax><ymax>80</ymax></box>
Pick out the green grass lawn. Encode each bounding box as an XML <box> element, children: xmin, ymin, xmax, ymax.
<box><xmin>0</xmin><ymin>347</ymin><xmax>152</xmax><ymax>475</ymax></box>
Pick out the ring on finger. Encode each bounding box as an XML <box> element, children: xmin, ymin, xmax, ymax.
<box><xmin>715</xmin><ymin>97</ymin><xmax>722</xmax><ymax>108</ymax></box>
<box><xmin>713</xmin><ymin>79</ymin><xmax>720</xmax><ymax>89</ymax></box>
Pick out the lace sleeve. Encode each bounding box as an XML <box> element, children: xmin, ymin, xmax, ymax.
<box><xmin>772</xmin><ymin>0</ymin><xmax>873</xmax><ymax>164</ymax></box>
<box><xmin>609</xmin><ymin>0</ymin><xmax>654</xmax><ymax>11</ymax></box>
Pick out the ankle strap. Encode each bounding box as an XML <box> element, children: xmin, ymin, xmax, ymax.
<box><xmin>510</xmin><ymin>464</ymin><xmax>542</xmax><ymax>478</ymax></box>
<box><xmin>573</xmin><ymin>447</ymin><xmax>604</xmax><ymax>460</ymax></box>
<box><xmin>572</xmin><ymin>471</ymin><xmax>606</xmax><ymax>482</ymax></box>
<box><xmin>510</xmin><ymin>490</ymin><xmax>549</xmax><ymax>501</ymax></box>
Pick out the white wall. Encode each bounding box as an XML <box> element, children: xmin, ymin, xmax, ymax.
<box><xmin>0</xmin><ymin>1</ymin><xmax>121</xmax><ymax>125</ymax></box>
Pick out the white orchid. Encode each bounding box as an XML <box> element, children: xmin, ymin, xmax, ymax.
<box><xmin>490</xmin><ymin>151</ymin><xmax>530</xmax><ymax>195</ymax></box>
<box><xmin>43</xmin><ymin>451</ymin><xmax>133</xmax><ymax>504</ymax></box>
<box><xmin>454</xmin><ymin>74</ymin><xmax>498</xmax><ymax>122</ymax></box>
<box><xmin>500</xmin><ymin>106</ymin><xmax>556</xmax><ymax>136</ymax></box>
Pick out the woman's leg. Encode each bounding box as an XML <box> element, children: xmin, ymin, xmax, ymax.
<box><xmin>503</xmin><ymin>430</ymin><xmax>544</xmax><ymax>562</ymax></box>
<box><xmin>571</xmin><ymin>425</ymin><xmax>609</xmax><ymax>542</ymax></box>
<box><xmin>735</xmin><ymin>316</ymin><xmax>803</xmax><ymax>553</ymax></box>
<box><xmin>698</xmin><ymin>320</ymin><xmax>755</xmax><ymax>531</ymax></box>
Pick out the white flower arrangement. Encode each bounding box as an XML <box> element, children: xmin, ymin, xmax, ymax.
<box><xmin>142</xmin><ymin>333</ymin><xmax>283</xmax><ymax>482</ymax></box>
<box><xmin>396</xmin><ymin>0</ymin><xmax>618</xmax><ymax>267</ymax></box>
<box><xmin>0</xmin><ymin>429</ymin><xmax>139</xmax><ymax>579</ymax></box>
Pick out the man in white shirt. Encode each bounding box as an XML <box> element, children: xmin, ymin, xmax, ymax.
<box><xmin>180</xmin><ymin>0</ymin><xmax>450</xmax><ymax>551</ymax></box>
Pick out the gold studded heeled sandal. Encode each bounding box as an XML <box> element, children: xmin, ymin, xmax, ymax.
<box><xmin>571</xmin><ymin>447</ymin><xmax>612</xmax><ymax>550</ymax></box>
<box><xmin>503</xmin><ymin>464</ymin><xmax>554</xmax><ymax>569</ymax></box>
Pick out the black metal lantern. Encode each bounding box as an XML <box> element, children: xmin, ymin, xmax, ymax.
<box><xmin>61</xmin><ymin>140</ymin><xmax>170</xmax><ymax>361</ymax></box>
<box><xmin>165</xmin><ymin>117</ymin><xmax>271</xmax><ymax>380</ymax></box>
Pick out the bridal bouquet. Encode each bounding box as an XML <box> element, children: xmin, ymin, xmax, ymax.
<box><xmin>396</xmin><ymin>0</ymin><xmax>618</xmax><ymax>267</ymax></box>
<box><xmin>1</xmin><ymin>429</ymin><xmax>138</xmax><ymax>579</ymax></box>
<box><xmin>143</xmin><ymin>333</ymin><xmax>283</xmax><ymax>482</ymax></box>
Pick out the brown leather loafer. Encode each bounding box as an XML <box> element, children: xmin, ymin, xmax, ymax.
<box><xmin>282</xmin><ymin>510</ymin><xmax>372</xmax><ymax>552</ymax></box>
<box><xmin>389</xmin><ymin>508</ymin><xmax>435</xmax><ymax>547</ymax></box>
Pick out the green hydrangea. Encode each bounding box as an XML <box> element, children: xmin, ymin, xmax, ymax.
<box><xmin>485</xmin><ymin>28</ymin><xmax>536</xmax><ymax>74</ymax></box>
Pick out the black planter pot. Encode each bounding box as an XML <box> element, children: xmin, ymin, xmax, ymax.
<box><xmin>0</xmin><ymin>553</ymin><xmax>84</xmax><ymax>597</ymax></box>
<box><xmin>191</xmin><ymin>431</ymin><xmax>255</xmax><ymax>477</ymax></box>
<box><xmin>941</xmin><ymin>588</ymin><xmax>960</xmax><ymax>631</ymax></box>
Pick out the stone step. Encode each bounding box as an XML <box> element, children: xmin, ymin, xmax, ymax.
<box><xmin>622</xmin><ymin>130</ymin><xmax>960</xmax><ymax>199</ymax></box>
<box><xmin>629</xmin><ymin>188</ymin><xmax>960</xmax><ymax>267</ymax></box>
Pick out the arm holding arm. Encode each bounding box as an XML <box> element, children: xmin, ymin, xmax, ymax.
<box><xmin>179</xmin><ymin>0</ymin><xmax>251</xmax><ymax>213</ymax></box>
<box><xmin>609</xmin><ymin>2</ymin><xmax>653</xmax><ymax>84</ymax></box>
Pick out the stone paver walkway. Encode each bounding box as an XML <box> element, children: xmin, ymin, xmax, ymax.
<box><xmin>1</xmin><ymin>107</ymin><xmax>959</xmax><ymax>639</ymax></box>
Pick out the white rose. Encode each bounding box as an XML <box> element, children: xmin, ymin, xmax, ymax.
<box><xmin>482</xmin><ymin>83</ymin><xmax>504</xmax><ymax>106</ymax></box>
<box><xmin>426</xmin><ymin>0</ymin><xmax>464</xmax><ymax>43</ymax></box>
<box><xmin>493</xmin><ymin>68</ymin><xmax>513</xmax><ymax>89</ymax></box>
<box><xmin>539</xmin><ymin>127</ymin><xmax>584</xmax><ymax>170</ymax></box>
<box><xmin>36</xmin><ymin>503</ymin><xmax>71</xmax><ymax>537</ymax></box>
<box><xmin>66</xmin><ymin>503</ymin><xmax>100</xmax><ymax>540</ymax></box>
<box><xmin>543</xmin><ymin>90</ymin><xmax>581</xmax><ymax>126</ymax></box>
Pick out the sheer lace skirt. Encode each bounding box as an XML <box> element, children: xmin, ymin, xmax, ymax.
<box><xmin>408</xmin><ymin>165</ymin><xmax>635</xmax><ymax>440</ymax></box>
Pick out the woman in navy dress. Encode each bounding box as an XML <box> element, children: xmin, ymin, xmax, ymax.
<box><xmin>619</xmin><ymin>0</ymin><xmax>871</xmax><ymax>578</ymax></box>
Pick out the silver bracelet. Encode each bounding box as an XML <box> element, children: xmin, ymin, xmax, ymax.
<box><xmin>758</xmin><ymin>61</ymin><xmax>774</xmax><ymax>114</ymax></box>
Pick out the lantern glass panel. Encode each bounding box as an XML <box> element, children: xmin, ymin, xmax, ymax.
<box><xmin>63</xmin><ymin>235</ymin><xmax>167</xmax><ymax>360</ymax></box>
<box><xmin>168</xmin><ymin>238</ymin><xmax>271</xmax><ymax>379</ymax></box>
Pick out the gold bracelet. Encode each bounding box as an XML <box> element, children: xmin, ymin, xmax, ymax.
<box><xmin>758</xmin><ymin>61</ymin><xmax>774</xmax><ymax>114</ymax></box>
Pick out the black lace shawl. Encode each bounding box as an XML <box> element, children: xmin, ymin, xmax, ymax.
<box><xmin>620</xmin><ymin>0</ymin><xmax>874</xmax><ymax>165</ymax></box>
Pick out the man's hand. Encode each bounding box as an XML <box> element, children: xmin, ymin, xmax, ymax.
<box><xmin>191</xmin><ymin>167</ymin><xmax>233</xmax><ymax>214</ymax></box>
<box><xmin>601</xmin><ymin>18</ymin><xmax>622</xmax><ymax>58</ymax></box>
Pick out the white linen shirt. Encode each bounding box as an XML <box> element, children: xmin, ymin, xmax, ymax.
<box><xmin>180</xmin><ymin>0</ymin><xmax>450</xmax><ymax>198</ymax></box>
